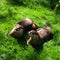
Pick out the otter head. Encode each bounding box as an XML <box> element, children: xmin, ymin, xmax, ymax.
<box><xmin>28</xmin><ymin>30</ymin><xmax>38</xmax><ymax>37</ymax></box>
<box><xmin>7</xmin><ymin>24</ymin><xmax>24</xmax><ymax>38</ymax></box>
<box><xmin>27</xmin><ymin>30</ymin><xmax>39</xmax><ymax>45</ymax></box>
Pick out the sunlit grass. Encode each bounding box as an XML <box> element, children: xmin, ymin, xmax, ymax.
<box><xmin>0</xmin><ymin>0</ymin><xmax>60</xmax><ymax>60</ymax></box>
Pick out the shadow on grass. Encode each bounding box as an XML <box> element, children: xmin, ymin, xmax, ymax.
<box><xmin>5</xmin><ymin>34</ymin><xmax>53</xmax><ymax>60</ymax></box>
<box><xmin>15</xmin><ymin>35</ymin><xmax>28</xmax><ymax>48</ymax></box>
<box><xmin>7</xmin><ymin>0</ymin><xmax>24</xmax><ymax>6</ymax></box>
<box><xmin>0</xmin><ymin>8</ymin><xmax>17</xmax><ymax>23</ymax></box>
<box><xmin>32</xmin><ymin>45</ymin><xmax>43</xmax><ymax>54</ymax></box>
<box><xmin>16</xmin><ymin>34</ymin><xmax>53</xmax><ymax>54</ymax></box>
<box><xmin>0</xmin><ymin>15</ymin><xmax>7</xmax><ymax>23</ymax></box>
<box><xmin>53</xmin><ymin>31</ymin><xmax>60</xmax><ymax>46</ymax></box>
<box><xmin>0</xmin><ymin>14</ymin><xmax>11</xmax><ymax>23</ymax></box>
<box><xmin>55</xmin><ymin>9</ymin><xmax>60</xmax><ymax>14</ymax></box>
<box><xmin>7</xmin><ymin>31</ymin><xmax>53</xmax><ymax>60</ymax></box>
<box><xmin>12</xmin><ymin>34</ymin><xmax>43</xmax><ymax>53</ymax></box>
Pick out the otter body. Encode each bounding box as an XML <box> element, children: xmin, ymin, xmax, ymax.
<box><xmin>8</xmin><ymin>18</ymin><xmax>37</xmax><ymax>38</ymax></box>
<box><xmin>27</xmin><ymin>26</ymin><xmax>53</xmax><ymax>46</ymax></box>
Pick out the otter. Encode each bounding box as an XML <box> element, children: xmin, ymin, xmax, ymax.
<box><xmin>7</xmin><ymin>18</ymin><xmax>37</xmax><ymax>38</ymax></box>
<box><xmin>27</xmin><ymin>25</ymin><xmax>53</xmax><ymax>46</ymax></box>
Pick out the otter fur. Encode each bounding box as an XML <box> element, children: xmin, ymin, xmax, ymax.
<box><xmin>27</xmin><ymin>25</ymin><xmax>53</xmax><ymax>46</ymax></box>
<box><xmin>7</xmin><ymin>18</ymin><xmax>37</xmax><ymax>38</ymax></box>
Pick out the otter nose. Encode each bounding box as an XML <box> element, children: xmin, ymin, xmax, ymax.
<box><xmin>7</xmin><ymin>28</ymin><xmax>15</xmax><ymax>37</ymax></box>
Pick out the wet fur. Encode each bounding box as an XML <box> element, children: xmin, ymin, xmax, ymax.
<box><xmin>27</xmin><ymin>27</ymin><xmax>53</xmax><ymax>46</ymax></box>
<box><xmin>8</xmin><ymin>18</ymin><xmax>37</xmax><ymax>38</ymax></box>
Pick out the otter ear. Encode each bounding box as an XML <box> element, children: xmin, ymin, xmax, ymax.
<box><xmin>32</xmin><ymin>23</ymin><xmax>36</xmax><ymax>28</ymax></box>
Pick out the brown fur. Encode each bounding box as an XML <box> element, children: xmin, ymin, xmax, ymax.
<box><xmin>8</xmin><ymin>18</ymin><xmax>37</xmax><ymax>38</ymax></box>
<box><xmin>27</xmin><ymin>26</ymin><xmax>53</xmax><ymax>46</ymax></box>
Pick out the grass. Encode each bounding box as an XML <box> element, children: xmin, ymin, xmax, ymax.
<box><xmin>0</xmin><ymin>0</ymin><xmax>60</xmax><ymax>60</ymax></box>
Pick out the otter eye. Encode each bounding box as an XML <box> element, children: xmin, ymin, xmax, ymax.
<box><xmin>16</xmin><ymin>28</ymin><xmax>20</xmax><ymax>31</ymax></box>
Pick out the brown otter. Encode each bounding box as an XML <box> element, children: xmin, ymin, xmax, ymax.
<box><xmin>7</xmin><ymin>18</ymin><xmax>37</xmax><ymax>38</ymax></box>
<box><xmin>27</xmin><ymin>25</ymin><xmax>53</xmax><ymax>46</ymax></box>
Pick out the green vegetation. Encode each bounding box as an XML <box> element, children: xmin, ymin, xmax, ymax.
<box><xmin>0</xmin><ymin>0</ymin><xmax>60</xmax><ymax>60</ymax></box>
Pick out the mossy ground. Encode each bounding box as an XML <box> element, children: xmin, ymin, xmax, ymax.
<box><xmin>0</xmin><ymin>0</ymin><xmax>60</xmax><ymax>60</ymax></box>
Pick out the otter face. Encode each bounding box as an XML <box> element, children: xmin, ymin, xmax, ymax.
<box><xmin>8</xmin><ymin>24</ymin><xmax>24</xmax><ymax>38</ymax></box>
<box><xmin>28</xmin><ymin>30</ymin><xmax>37</xmax><ymax>37</ymax></box>
<box><xmin>27</xmin><ymin>30</ymin><xmax>41</xmax><ymax>45</ymax></box>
